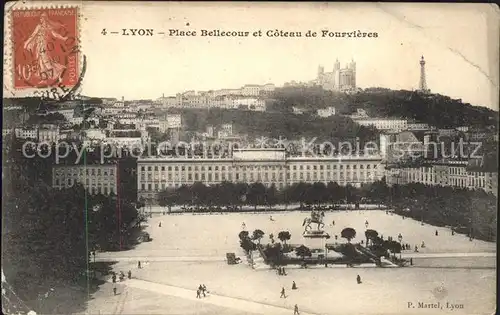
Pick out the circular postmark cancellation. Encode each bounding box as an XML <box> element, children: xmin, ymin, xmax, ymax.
<box><xmin>12</xmin><ymin>7</ymin><xmax>81</xmax><ymax>96</ymax></box>
<box><xmin>431</xmin><ymin>282</ymin><xmax>448</xmax><ymax>300</ymax></box>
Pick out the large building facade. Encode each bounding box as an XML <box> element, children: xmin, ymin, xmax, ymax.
<box><xmin>52</xmin><ymin>164</ymin><xmax>118</xmax><ymax>195</ymax></box>
<box><xmin>385</xmin><ymin>160</ymin><xmax>497</xmax><ymax>196</ymax></box>
<box><xmin>353</xmin><ymin>118</ymin><xmax>408</xmax><ymax>132</ymax></box>
<box><xmin>137</xmin><ymin>149</ymin><xmax>383</xmax><ymax>202</ymax></box>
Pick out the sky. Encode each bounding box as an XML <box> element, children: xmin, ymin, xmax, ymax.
<box><xmin>4</xmin><ymin>2</ymin><xmax>499</xmax><ymax>110</ymax></box>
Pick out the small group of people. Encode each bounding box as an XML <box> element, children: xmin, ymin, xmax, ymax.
<box><xmin>414</xmin><ymin>241</ymin><xmax>425</xmax><ymax>252</ymax></box>
<box><xmin>111</xmin><ymin>270</ymin><xmax>132</xmax><ymax>284</ymax></box>
<box><xmin>279</xmin><ymin>285</ymin><xmax>300</xmax><ymax>314</ymax></box>
<box><xmin>402</xmin><ymin>243</ymin><xmax>411</xmax><ymax>250</ymax></box>
<box><xmin>196</xmin><ymin>284</ymin><xmax>208</xmax><ymax>298</ymax></box>
<box><xmin>277</xmin><ymin>266</ymin><xmax>287</xmax><ymax>276</ymax></box>
<box><xmin>112</xmin><ymin>270</ymin><xmax>132</xmax><ymax>295</ymax></box>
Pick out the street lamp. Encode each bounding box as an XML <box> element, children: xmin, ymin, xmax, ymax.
<box><xmin>398</xmin><ymin>234</ymin><xmax>403</xmax><ymax>259</ymax></box>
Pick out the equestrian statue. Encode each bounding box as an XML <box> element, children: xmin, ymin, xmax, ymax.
<box><xmin>302</xmin><ymin>210</ymin><xmax>325</xmax><ymax>233</ymax></box>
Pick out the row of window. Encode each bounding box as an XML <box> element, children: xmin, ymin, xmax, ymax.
<box><xmin>139</xmin><ymin>164</ymin><xmax>378</xmax><ymax>172</ymax></box>
<box><xmin>54</xmin><ymin>178</ymin><xmax>115</xmax><ymax>186</ymax></box>
<box><xmin>400</xmin><ymin>171</ymin><xmax>489</xmax><ymax>189</ymax></box>
<box><xmin>54</xmin><ymin>168</ymin><xmax>115</xmax><ymax>176</ymax></box>
<box><xmin>53</xmin><ymin>184</ymin><xmax>115</xmax><ymax>195</ymax></box>
<box><xmin>140</xmin><ymin>171</ymin><xmax>374</xmax><ymax>182</ymax></box>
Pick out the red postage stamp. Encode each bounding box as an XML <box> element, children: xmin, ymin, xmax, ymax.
<box><xmin>12</xmin><ymin>7</ymin><xmax>80</xmax><ymax>89</ymax></box>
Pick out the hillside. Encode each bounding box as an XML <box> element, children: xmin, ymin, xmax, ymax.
<box><xmin>177</xmin><ymin>108</ymin><xmax>379</xmax><ymax>145</ymax></box>
<box><xmin>267</xmin><ymin>87</ymin><xmax>498</xmax><ymax>129</ymax></box>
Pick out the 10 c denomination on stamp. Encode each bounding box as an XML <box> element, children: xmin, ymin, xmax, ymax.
<box><xmin>12</xmin><ymin>7</ymin><xmax>80</xmax><ymax>90</ymax></box>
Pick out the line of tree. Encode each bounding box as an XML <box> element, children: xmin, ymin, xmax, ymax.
<box><xmin>157</xmin><ymin>181</ymin><xmax>373</xmax><ymax>211</ymax></box>
<box><xmin>159</xmin><ymin>179</ymin><xmax>496</xmax><ymax>242</ymax></box>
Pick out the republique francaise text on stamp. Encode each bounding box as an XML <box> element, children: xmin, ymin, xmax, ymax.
<box><xmin>10</xmin><ymin>6</ymin><xmax>80</xmax><ymax>94</ymax></box>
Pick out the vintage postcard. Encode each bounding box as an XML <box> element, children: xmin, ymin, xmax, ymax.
<box><xmin>2</xmin><ymin>2</ymin><xmax>498</xmax><ymax>315</ymax></box>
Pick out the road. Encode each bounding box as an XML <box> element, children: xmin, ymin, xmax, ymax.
<box><xmin>94</xmin><ymin>251</ymin><xmax>495</xmax><ymax>263</ymax></box>
<box><xmin>120</xmin><ymin>278</ymin><xmax>321</xmax><ymax>315</ymax></box>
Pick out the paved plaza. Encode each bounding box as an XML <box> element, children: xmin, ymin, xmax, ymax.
<box><xmin>89</xmin><ymin>210</ymin><xmax>496</xmax><ymax>315</ymax></box>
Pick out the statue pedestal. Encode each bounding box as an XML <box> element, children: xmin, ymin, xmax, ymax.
<box><xmin>303</xmin><ymin>230</ymin><xmax>330</xmax><ymax>250</ymax></box>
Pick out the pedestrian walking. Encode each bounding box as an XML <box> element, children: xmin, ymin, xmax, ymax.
<box><xmin>435</xmin><ymin>230</ymin><xmax>438</xmax><ymax>236</ymax></box>
<box><xmin>292</xmin><ymin>281</ymin><xmax>297</xmax><ymax>290</ymax></box>
<box><xmin>294</xmin><ymin>304</ymin><xmax>300</xmax><ymax>315</ymax></box>
<box><xmin>421</xmin><ymin>241</ymin><xmax>425</xmax><ymax>248</ymax></box>
<box><xmin>356</xmin><ymin>275</ymin><xmax>362</xmax><ymax>284</ymax></box>
<box><xmin>112</xmin><ymin>273</ymin><xmax>116</xmax><ymax>283</ymax></box>
<box><xmin>414</xmin><ymin>245</ymin><xmax>419</xmax><ymax>252</ymax></box>
<box><xmin>113</xmin><ymin>286</ymin><xmax>117</xmax><ymax>295</ymax></box>
<box><xmin>282</xmin><ymin>267</ymin><xmax>287</xmax><ymax>276</ymax></box>
<box><xmin>159</xmin><ymin>222</ymin><xmax>162</xmax><ymax>227</ymax></box>
<box><xmin>196</xmin><ymin>289</ymin><xmax>201</xmax><ymax>298</ymax></box>
<box><xmin>451</xmin><ymin>229</ymin><xmax>455</xmax><ymax>236</ymax></box>
<box><xmin>128</xmin><ymin>270</ymin><xmax>131</xmax><ymax>279</ymax></box>
<box><xmin>202</xmin><ymin>284</ymin><xmax>207</xmax><ymax>297</ymax></box>
<box><xmin>138</xmin><ymin>261</ymin><xmax>141</xmax><ymax>269</ymax></box>
<box><xmin>280</xmin><ymin>287</ymin><xmax>286</xmax><ymax>298</ymax></box>
<box><xmin>410</xmin><ymin>258</ymin><xmax>413</xmax><ymax>265</ymax></box>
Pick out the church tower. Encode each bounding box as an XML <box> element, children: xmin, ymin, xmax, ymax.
<box><xmin>334</xmin><ymin>58</ymin><xmax>340</xmax><ymax>71</ymax></box>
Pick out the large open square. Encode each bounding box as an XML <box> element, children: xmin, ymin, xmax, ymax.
<box><xmin>90</xmin><ymin>210</ymin><xmax>496</xmax><ymax>315</ymax></box>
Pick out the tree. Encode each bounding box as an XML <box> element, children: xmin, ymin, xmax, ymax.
<box><xmin>238</xmin><ymin>230</ymin><xmax>249</xmax><ymax>241</ymax></box>
<box><xmin>365</xmin><ymin>229</ymin><xmax>379</xmax><ymax>247</ymax></box>
<box><xmin>277</xmin><ymin>231</ymin><xmax>291</xmax><ymax>245</ymax></box>
<box><xmin>248</xmin><ymin>183</ymin><xmax>266</xmax><ymax>210</ymax></box>
<box><xmin>234</xmin><ymin>183</ymin><xmax>249</xmax><ymax>210</ymax></box>
<box><xmin>240</xmin><ymin>237</ymin><xmax>257</xmax><ymax>253</ymax></box>
<box><xmin>389</xmin><ymin>241</ymin><xmax>402</xmax><ymax>259</ymax></box>
<box><xmin>252</xmin><ymin>229</ymin><xmax>265</xmax><ymax>244</ymax></box>
<box><xmin>158</xmin><ymin>189</ymin><xmax>177</xmax><ymax>212</ymax></box>
<box><xmin>310</xmin><ymin>182</ymin><xmax>328</xmax><ymax>205</ymax></box>
<box><xmin>190</xmin><ymin>182</ymin><xmax>208</xmax><ymax>208</ymax></box>
<box><xmin>287</xmin><ymin>182</ymin><xmax>308</xmax><ymax>207</ymax></box>
<box><xmin>263</xmin><ymin>243</ymin><xmax>283</xmax><ymax>265</ymax></box>
<box><xmin>341</xmin><ymin>227</ymin><xmax>356</xmax><ymax>243</ymax></box>
<box><xmin>327</xmin><ymin>181</ymin><xmax>343</xmax><ymax>204</ymax></box>
<box><xmin>295</xmin><ymin>245</ymin><xmax>312</xmax><ymax>260</ymax></box>
<box><xmin>265</xmin><ymin>184</ymin><xmax>278</xmax><ymax>209</ymax></box>
<box><xmin>368</xmin><ymin>180</ymin><xmax>389</xmax><ymax>206</ymax></box>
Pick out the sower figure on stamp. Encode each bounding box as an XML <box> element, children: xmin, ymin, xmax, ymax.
<box><xmin>23</xmin><ymin>13</ymin><xmax>68</xmax><ymax>85</ymax></box>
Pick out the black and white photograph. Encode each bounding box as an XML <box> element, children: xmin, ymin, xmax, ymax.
<box><xmin>2</xmin><ymin>2</ymin><xmax>498</xmax><ymax>315</ymax></box>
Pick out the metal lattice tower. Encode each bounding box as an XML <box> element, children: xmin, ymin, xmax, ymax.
<box><xmin>419</xmin><ymin>56</ymin><xmax>428</xmax><ymax>92</ymax></box>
